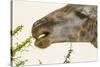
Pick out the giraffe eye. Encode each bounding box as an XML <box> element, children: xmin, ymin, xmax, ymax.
<box><xmin>75</xmin><ymin>11</ymin><xmax>88</xmax><ymax>19</ymax></box>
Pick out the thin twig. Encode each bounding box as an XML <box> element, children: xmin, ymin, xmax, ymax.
<box><xmin>11</xmin><ymin>25</ymin><xmax>23</xmax><ymax>36</ymax></box>
<box><xmin>64</xmin><ymin>43</ymin><xmax>73</xmax><ymax>63</ymax></box>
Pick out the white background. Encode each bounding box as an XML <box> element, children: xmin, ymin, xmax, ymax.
<box><xmin>12</xmin><ymin>1</ymin><xmax>97</xmax><ymax>65</ymax></box>
<box><xmin>0</xmin><ymin>0</ymin><xmax>100</xmax><ymax>67</ymax></box>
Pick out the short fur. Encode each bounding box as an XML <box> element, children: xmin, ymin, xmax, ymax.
<box><xmin>32</xmin><ymin>4</ymin><xmax>97</xmax><ymax>48</ymax></box>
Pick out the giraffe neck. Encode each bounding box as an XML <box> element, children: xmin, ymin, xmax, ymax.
<box><xmin>78</xmin><ymin>17</ymin><xmax>97</xmax><ymax>47</ymax></box>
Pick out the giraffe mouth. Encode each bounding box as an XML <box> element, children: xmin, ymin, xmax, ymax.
<box><xmin>34</xmin><ymin>32</ymin><xmax>50</xmax><ymax>48</ymax></box>
<box><xmin>37</xmin><ymin>32</ymin><xmax>50</xmax><ymax>40</ymax></box>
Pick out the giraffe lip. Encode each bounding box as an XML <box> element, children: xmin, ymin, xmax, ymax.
<box><xmin>34</xmin><ymin>32</ymin><xmax>50</xmax><ymax>48</ymax></box>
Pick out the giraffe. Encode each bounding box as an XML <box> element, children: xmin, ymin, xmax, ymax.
<box><xmin>32</xmin><ymin>4</ymin><xmax>97</xmax><ymax>49</ymax></box>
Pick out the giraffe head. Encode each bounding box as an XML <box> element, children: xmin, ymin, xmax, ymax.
<box><xmin>32</xmin><ymin>4</ymin><xmax>97</xmax><ymax>48</ymax></box>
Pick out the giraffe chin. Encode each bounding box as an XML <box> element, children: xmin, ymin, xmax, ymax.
<box><xmin>34</xmin><ymin>37</ymin><xmax>51</xmax><ymax>49</ymax></box>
